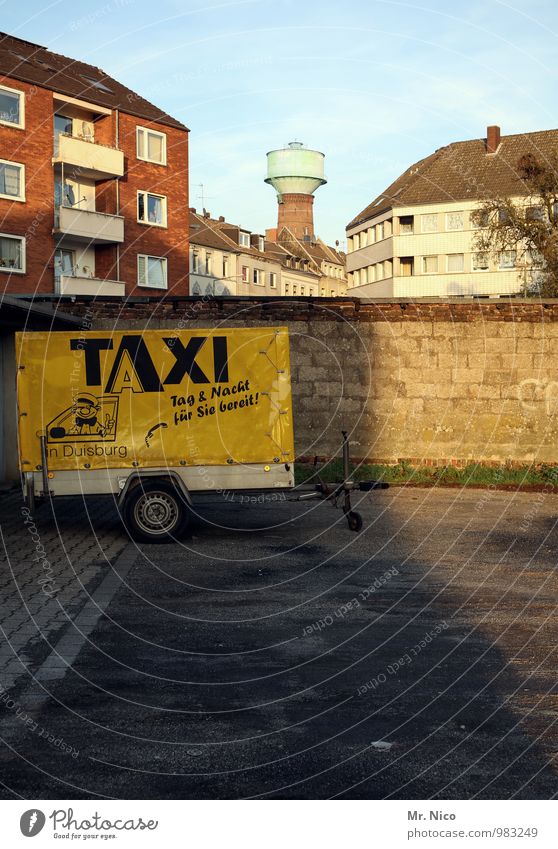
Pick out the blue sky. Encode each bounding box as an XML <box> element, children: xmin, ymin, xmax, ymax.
<box><xmin>2</xmin><ymin>0</ymin><xmax>557</xmax><ymax>246</ymax></box>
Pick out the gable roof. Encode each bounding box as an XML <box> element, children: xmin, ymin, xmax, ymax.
<box><xmin>347</xmin><ymin>127</ymin><xmax>558</xmax><ymax>229</ymax></box>
<box><xmin>0</xmin><ymin>32</ymin><xmax>187</xmax><ymax>131</ymax></box>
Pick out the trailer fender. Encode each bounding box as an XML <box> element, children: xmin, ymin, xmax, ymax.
<box><xmin>117</xmin><ymin>471</ymin><xmax>193</xmax><ymax>507</ymax></box>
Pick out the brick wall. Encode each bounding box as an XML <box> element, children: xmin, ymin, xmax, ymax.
<box><xmin>58</xmin><ymin>297</ymin><xmax>558</xmax><ymax>466</ymax></box>
<box><xmin>0</xmin><ymin>81</ymin><xmax>55</xmax><ymax>295</ymax></box>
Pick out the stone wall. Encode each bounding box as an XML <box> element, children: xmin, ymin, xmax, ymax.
<box><xmin>57</xmin><ymin>297</ymin><xmax>558</xmax><ymax>466</ymax></box>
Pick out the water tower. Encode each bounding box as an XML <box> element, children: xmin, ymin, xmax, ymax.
<box><xmin>265</xmin><ymin>141</ymin><xmax>326</xmax><ymax>241</ymax></box>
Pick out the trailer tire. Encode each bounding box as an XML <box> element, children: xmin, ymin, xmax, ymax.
<box><xmin>347</xmin><ymin>510</ymin><xmax>363</xmax><ymax>532</ymax></box>
<box><xmin>123</xmin><ymin>480</ymin><xmax>190</xmax><ymax>543</ymax></box>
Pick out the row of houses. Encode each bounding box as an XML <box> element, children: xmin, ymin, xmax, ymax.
<box><xmin>189</xmin><ymin>209</ymin><xmax>347</xmax><ymax>298</ymax></box>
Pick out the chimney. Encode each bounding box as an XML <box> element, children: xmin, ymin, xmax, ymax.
<box><xmin>266</xmin><ymin>227</ymin><xmax>278</xmax><ymax>243</ymax></box>
<box><xmin>486</xmin><ymin>125</ymin><xmax>501</xmax><ymax>154</ymax></box>
<box><xmin>218</xmin><ymin>215</ymin><xmax>225</xmax><ymax>222</ymax></box>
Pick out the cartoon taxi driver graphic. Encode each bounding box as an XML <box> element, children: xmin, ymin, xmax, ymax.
<box><xmin>68</xmin><ymin>393</ymin><xmax>115</xmax><ymax>437</ymax></box>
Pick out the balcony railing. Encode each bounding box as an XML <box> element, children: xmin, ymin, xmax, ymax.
<box><xmin>53</xmin><ymin>133</ymin><xmax>124</xmax><ymax>180</ymax></box>
<box><xmin>55</xmin><ymin>274</ymin><xmax>125</xmax><ymax>297</ymax></box>
<box><xmin>54</xmin><ymin>205</ymin><xmax>124</xmax><ymax>244</ymax></box>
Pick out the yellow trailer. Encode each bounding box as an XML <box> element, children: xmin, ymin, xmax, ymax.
<box><xmin>16</xmin><ymin>326</ymin><xmax>295</xmax><ymax>541</ymax></box>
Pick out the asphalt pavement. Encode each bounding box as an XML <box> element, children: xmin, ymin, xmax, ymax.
<box><xmin>1</xmin><ymin>485</ymin><xmax>558</xmax><ymax>799</ymax></box>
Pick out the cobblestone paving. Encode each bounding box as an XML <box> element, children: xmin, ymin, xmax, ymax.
<box><xmin>0</xmin><ymin>489</ymin><xmax>128</xmax><ymax>693</ymax></box>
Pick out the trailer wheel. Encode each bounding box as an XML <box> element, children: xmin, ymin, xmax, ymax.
<box><xmin>347</xmin><ymin>510</ymin><xmax>363</xmax><ymax>532</ymax></box>
<box><xmin>123</xmin><ymin>480</ymin><xmax>190</xmax><ymax>542</ymax></box>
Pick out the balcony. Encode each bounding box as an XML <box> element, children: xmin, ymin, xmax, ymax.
<box><xmin>53</xmin><ymin>134</ymin><xmax>124</xmax><ymax>180</ymax></box>
<box><xmin>54</xmin><ymin>206</ymin><xmax>124</xmax><ymax>245</ymax></box>
<box><xmin>55</xmin><ymin>274</ymin><xmax>125</xmax><ymax>297</ymax></box>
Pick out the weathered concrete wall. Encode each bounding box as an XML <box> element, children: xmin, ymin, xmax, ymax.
<box><xmin>56</xmin><ymin>297</ymin><xmax>558</xmax><ymax>466</ymax></box>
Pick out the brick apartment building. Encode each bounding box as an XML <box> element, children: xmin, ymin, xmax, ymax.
<box><xmin>0</xmin><ymin>32</ymin><xmax>189</xmax><ymax>298</ymax></box>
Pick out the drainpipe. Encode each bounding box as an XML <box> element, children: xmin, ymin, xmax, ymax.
<box><xmin>115</xmin><ymin>109</ymin><xmax>120</xmax><ymax>283</ymax></box>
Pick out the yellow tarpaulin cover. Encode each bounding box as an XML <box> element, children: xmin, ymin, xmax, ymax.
<box><xmin>16</xmin><ymin>327</ymin><xmax>294</xmax><ymax>471</ymax></box>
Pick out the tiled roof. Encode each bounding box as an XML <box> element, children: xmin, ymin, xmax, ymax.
<box><xmin>347</xmin><ymin>127</ymin><xmax>558</xmax><ymax>229</ymax></box>
<box><xmin>189</xmin><ymin>211</ymin><xmax>240</xmax><ymax>251</ymax></box>
<box><xmin>0</xmin><ymin>32</ymin><xmax>187</xmax><ymax>131</ymax></box>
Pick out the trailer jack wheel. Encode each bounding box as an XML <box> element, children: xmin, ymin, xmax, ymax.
<box><xmin>123</xmin><ymin>480</ymin><xmax>190</xmax><ymax>543</ymax></box>
<box><xmin>347</xmin><ymin>510</ymin><xmax>363</xmax><ymax>532</ymax></box>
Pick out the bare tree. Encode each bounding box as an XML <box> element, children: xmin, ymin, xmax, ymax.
<box><xmin>472</xmin><ymin>153</ymin><xmax>558</xmax><ymax>296</ymax></box>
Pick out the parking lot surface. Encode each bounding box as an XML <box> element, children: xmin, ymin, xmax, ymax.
<box><xmin>1</xmin><ymin>485</ymin><xmax>557</xmax><ymax>799</ymax></box>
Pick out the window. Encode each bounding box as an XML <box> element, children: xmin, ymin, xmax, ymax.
<box><xmin>269</xmin><ymin>272</ymin><xmax>277</xmax><ymax>288</ymax></box>
<box><xmin>526</xmin><ymin>206</ymin><xmax>544</xmax><ymax>221</ymax></box>
<box><xmin>137</xmin><ymin>191</ymin><xmax>167</xmax><ymax>227</ymax></box>
<box><xmin>446</xmin><ymin>211</ymin><xmax>464</xmax><ymax>231</ymax></box>
<box><xmin>53</xmin><ymin>114</ymin><xmax>73</xmax><ymax>154</ymax></box>
<box><xmin>385</xmin><ymin>259</ymin><xmax>393</xmax><ymax>278</ymax></box>
<box><xmin>369</xmin><ymin>264</ymin><xmax>375</xmax><ymax>283</ymax></box>
<box><xmin>354</xmin><ymin>269</ymin><xmax>360</xmax><ymax>286</ymax></box>
<box><xmin>0</xmin><ymin>234</ymin><xmax>25</xmax><ymax>272</ymax></box>
<box><xmin>368</xmin><ymin>226</ymin><xmax>375</xmax><ymax>244</ymax></box>
<box><xmin>0</xmin><ymin>84</ymin><xmax>24</xmax><ymax>128</ymax></box>
<box><xmin>241</xmin><ymin>265</ymin><xmax>249</xmax><ymax>282</ymax></box>
<box><xmin>447</xmin><ymin>253</ymin><xmax>464</xmax><ymax>272</ymax></box>
<box><xmin>54</xmin><ymin>248</ymin><xmax>75</xmax><ymax>279</ymax></box>
<box><xmin>331</xmin><ymin>290</ymin><xmax>335</xmax><ymax>297</ymax></box>
<box><xmin>301</xmin><ymin>285</ymin><xmax>305</xmax><ymax>296</ymax></box>
<box><xmin>361</xmin><ymin>267</ymin><xmax>368</xmax><ymax>285</ymax></box>
<box><xmin>347</xmin><ymin>236</ymin><xmax>353</xmax><ymax>252</ymax></box>
<box><xmin>0</xmin><ymin>160</ymin><xmax>24</xmax><ymax>201</ymax></box>
<box><xmin>257</xmin><ymin>236</ymin><xmax>265</xmax><ymax>252</ymax></box>
<box><xmin>321</xmin><ymin>287</ymin><xmax>325</xmax><ymax>296</ymax></box>
<box><xmin>399</xmin><ymin>257</ymin><xmax>414</xmax><ymax>276</ymax></box>
<box><xmin>421</xmin><ymin>213</ymin><xmax>437</xmax><ymax>233</ymax></box>
<box><xmin>353</xmin><ymin>233</ymin><xmax>360</xmax><ymax>250</ymax></box>
<box><xmin>376</xmin><ymin>222</ymin><xmax>384</xmax><ymax>241</ymax></box>
<box><xmin>137</xmin><ymin>254</ymin><xmax>167</xmax><ymax>289</ymax></box>
<box><xmin>285</xmin><ymin>284</ymin><xmax>289</xmax><ymax>295</ymax></box>
<box><xmin>293</xmin><ymin>285</ymin><xmax>297</xmax><ymax>296</ymax></box>
<box><xmin>422</xmin><ymin>255</ymin><xmax>438</xmax><ymax>273</ymax></box>
<box><xmin>192</xmin><ymin>251</ymin><xmax>200</xmax><ymax>273</ymax></box>
<box><xmin>204</xmin><ymin>252</ymin><xmax>212</xmax><ymax>275</ymax></box>
<box><xmin>399</xmin><ymin>215</ymin><xmax>414</xmax><ymax>234</ymax></box>
<box><xmin>499</xmin><ymin>250</ymin><xmax>516</xmax><ymax>269</ymax></box>
<box><xmin>136</xmin><ymin>126</ymin><xmax>167</xmax><ymax>165</ymax></box>
<box><xmin>360</xmin><ymin>229</ymin><xmax>368</xmax><ymax>247</ymax></box>
<box><xmin>472</xmin><ymin>252</ymin><xmax>489</xmax><ymax>271</ymax></box>
<box><xmin>239</xmin><ymin>231</ymin><xmax>250</xmax><ymax>247</ymax></box>
<box><xmin>376</xmin><ymin>262</ymin><xmax>383</xmax><ymax>280</ymax></box>
<box><xmin>473</xmin><ymin>209</ymin><xmax>490</xmax><ymax>228</ymax></box>
<box><xmin>222</xmin><ymin>256</ymin><xmax>229</xmax><ymax>278</ymax></box>
<box><xmin>81</xmin><ymin>75</ymin><xmax>113</xmax><ymax>93</ymax></box>
<box><xmin>385</xmin><ymin>219</ymin><xmax>393</xmax><ymax>236</ymax></box>
<box><xmin>498</xmin><ymin>208</ymin><xmax>510</xmax><ymax>224</ymax></box>
<box><xmin>252</xmin><ymin>268</ymin><xmax>264</xmax><ymax>285</ymax></box>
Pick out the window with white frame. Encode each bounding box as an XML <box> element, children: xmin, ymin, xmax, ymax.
<box><xmin>0</xmin><ymin>160</ymin><xmax>24</xmax><ymax>201</ymax></box>
<box><xmin>269</xmin><ymin>272</ymin><xmax>277</xmax><ymax>288</ymax></box>
<box><xmin>257</xmin><ymin>236</ymin><xmax>265</xmax><ymax>252</ymax></box>
<box><xmin>360</xmin><ymin>229</ymin><xmax>368</xmax><ymax>247</ymax></box>
<box><xmin>354</xmin><ymin>269</ymin><xmax>360</xmax><ymax>286</ymax></box>
<box><xmin>499</xmin><ymin>250</ymin><xmax>516</xmax><ymax>269</ymax></box>
<box><xmin>136</xmin><ymin>126</ymin><xmax>167</xmax><ymax>165</ymax></box>
<box><xmin>353</xmin><ymin>233</ymin><xmax>360</xmax><ymax>250</ymax></box>
<box><xmin>239</xmin><ymin>231</ymin><xmax>250</xmax><ymax>248</ymax></box>
<box><xmin>376</xmin><ymin>221</ymin><xmax>384</xmax><ymax>241</ymax></box>
<box><xmin>347</xmin><ymin>236</ymin><xmax>353</xmax><ymax>252</ymax></box>
<box><xmin>0</xmin><ymin>84</ymin><xmax>24</xmax><ymax>128</ymax></box>
<box><xmin>301</xmin><ymin>285</ymin><xmax>305</xmax><ymax>296</ymax></box>
<box><xmin>192</xmin><ymin>250</ymin><xmax>200</xmax><ymax>273</ymax></box>
<box><xmin>204</xmin><ymin>252</ymin><xmax>212</xmax><ymax>275</ymax></box>
<box><xmin>252</xmin><ymin>268</ymin><xmax>264</xmax><ymax>285</ymax></box>
<box><xmin>361</xmin><ymin>267</ymin><xmax>368</xmax><ymax>285</ymax></box>
<box><xmin>369</xmin><ymin>264</ymin><xmax>375</xmax><ymax>283</ymax></box>
<box><xmin>472</xmin><ymin>252</ymin><xmax>489</xmax><ymax>271</ymax></box>
<box><xmin>0</xmin><ymin>233</ymin><xmax>25</xmax><ymax>272</ymax></box>
<box><xmin>222</xmin><ymin>256</ymin><xmax>229</xmax><ymax>278</ymax></box>
<box><xmin>447</xmin><ymin>253</ymin><xmax>464</xmax><ymax>272</ymax></box>
<box><xmin>241</xmin><ymin>265</ymin><xmax>249</xmax><ymax>282</ymax></box>
<box><xmin>421</xmin><ymin>213</ymin><xmax>437</xmax><ymax>232</ymax></box>
<box><xmin>385</xmin><ymin>259</ymin><xmax>393</xmax><ymax>277</ymax></box>
<box><xmin>423</xmin><ymin>255</ymin><xmax>438</xmax><ymax>273</ymax></box>
<box><xmin>368</xmin><ymin>226</ymin><xmax>375</xmax><ymax>244</ymax></box>
<box><xmin>385</xmin><ymin>219</ymin><xmax>393</xmax><ymax>237</ymax></box>
<box><xmin>137</xmin><ymin>191</ymin><xmax>167</xmax><ymax>226</ymax></box>
<box><xmin>376</xmin><ymin>261</ymin><xmax>384</xmax><ymax>280</ymax></box>
<box><xmin>285</xmin><ymin>283</ymin><xmax>289</xmax><ymax>295</ymax></box>
<box><xmin>446</xmin><ymin>211</ymin><xmax>464</xmax><ymax>231</ymax></box>
<box><xmin>137</xmin><ymin>254</ymin><xmax>167</xmax><ymax>289</ymax></box>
